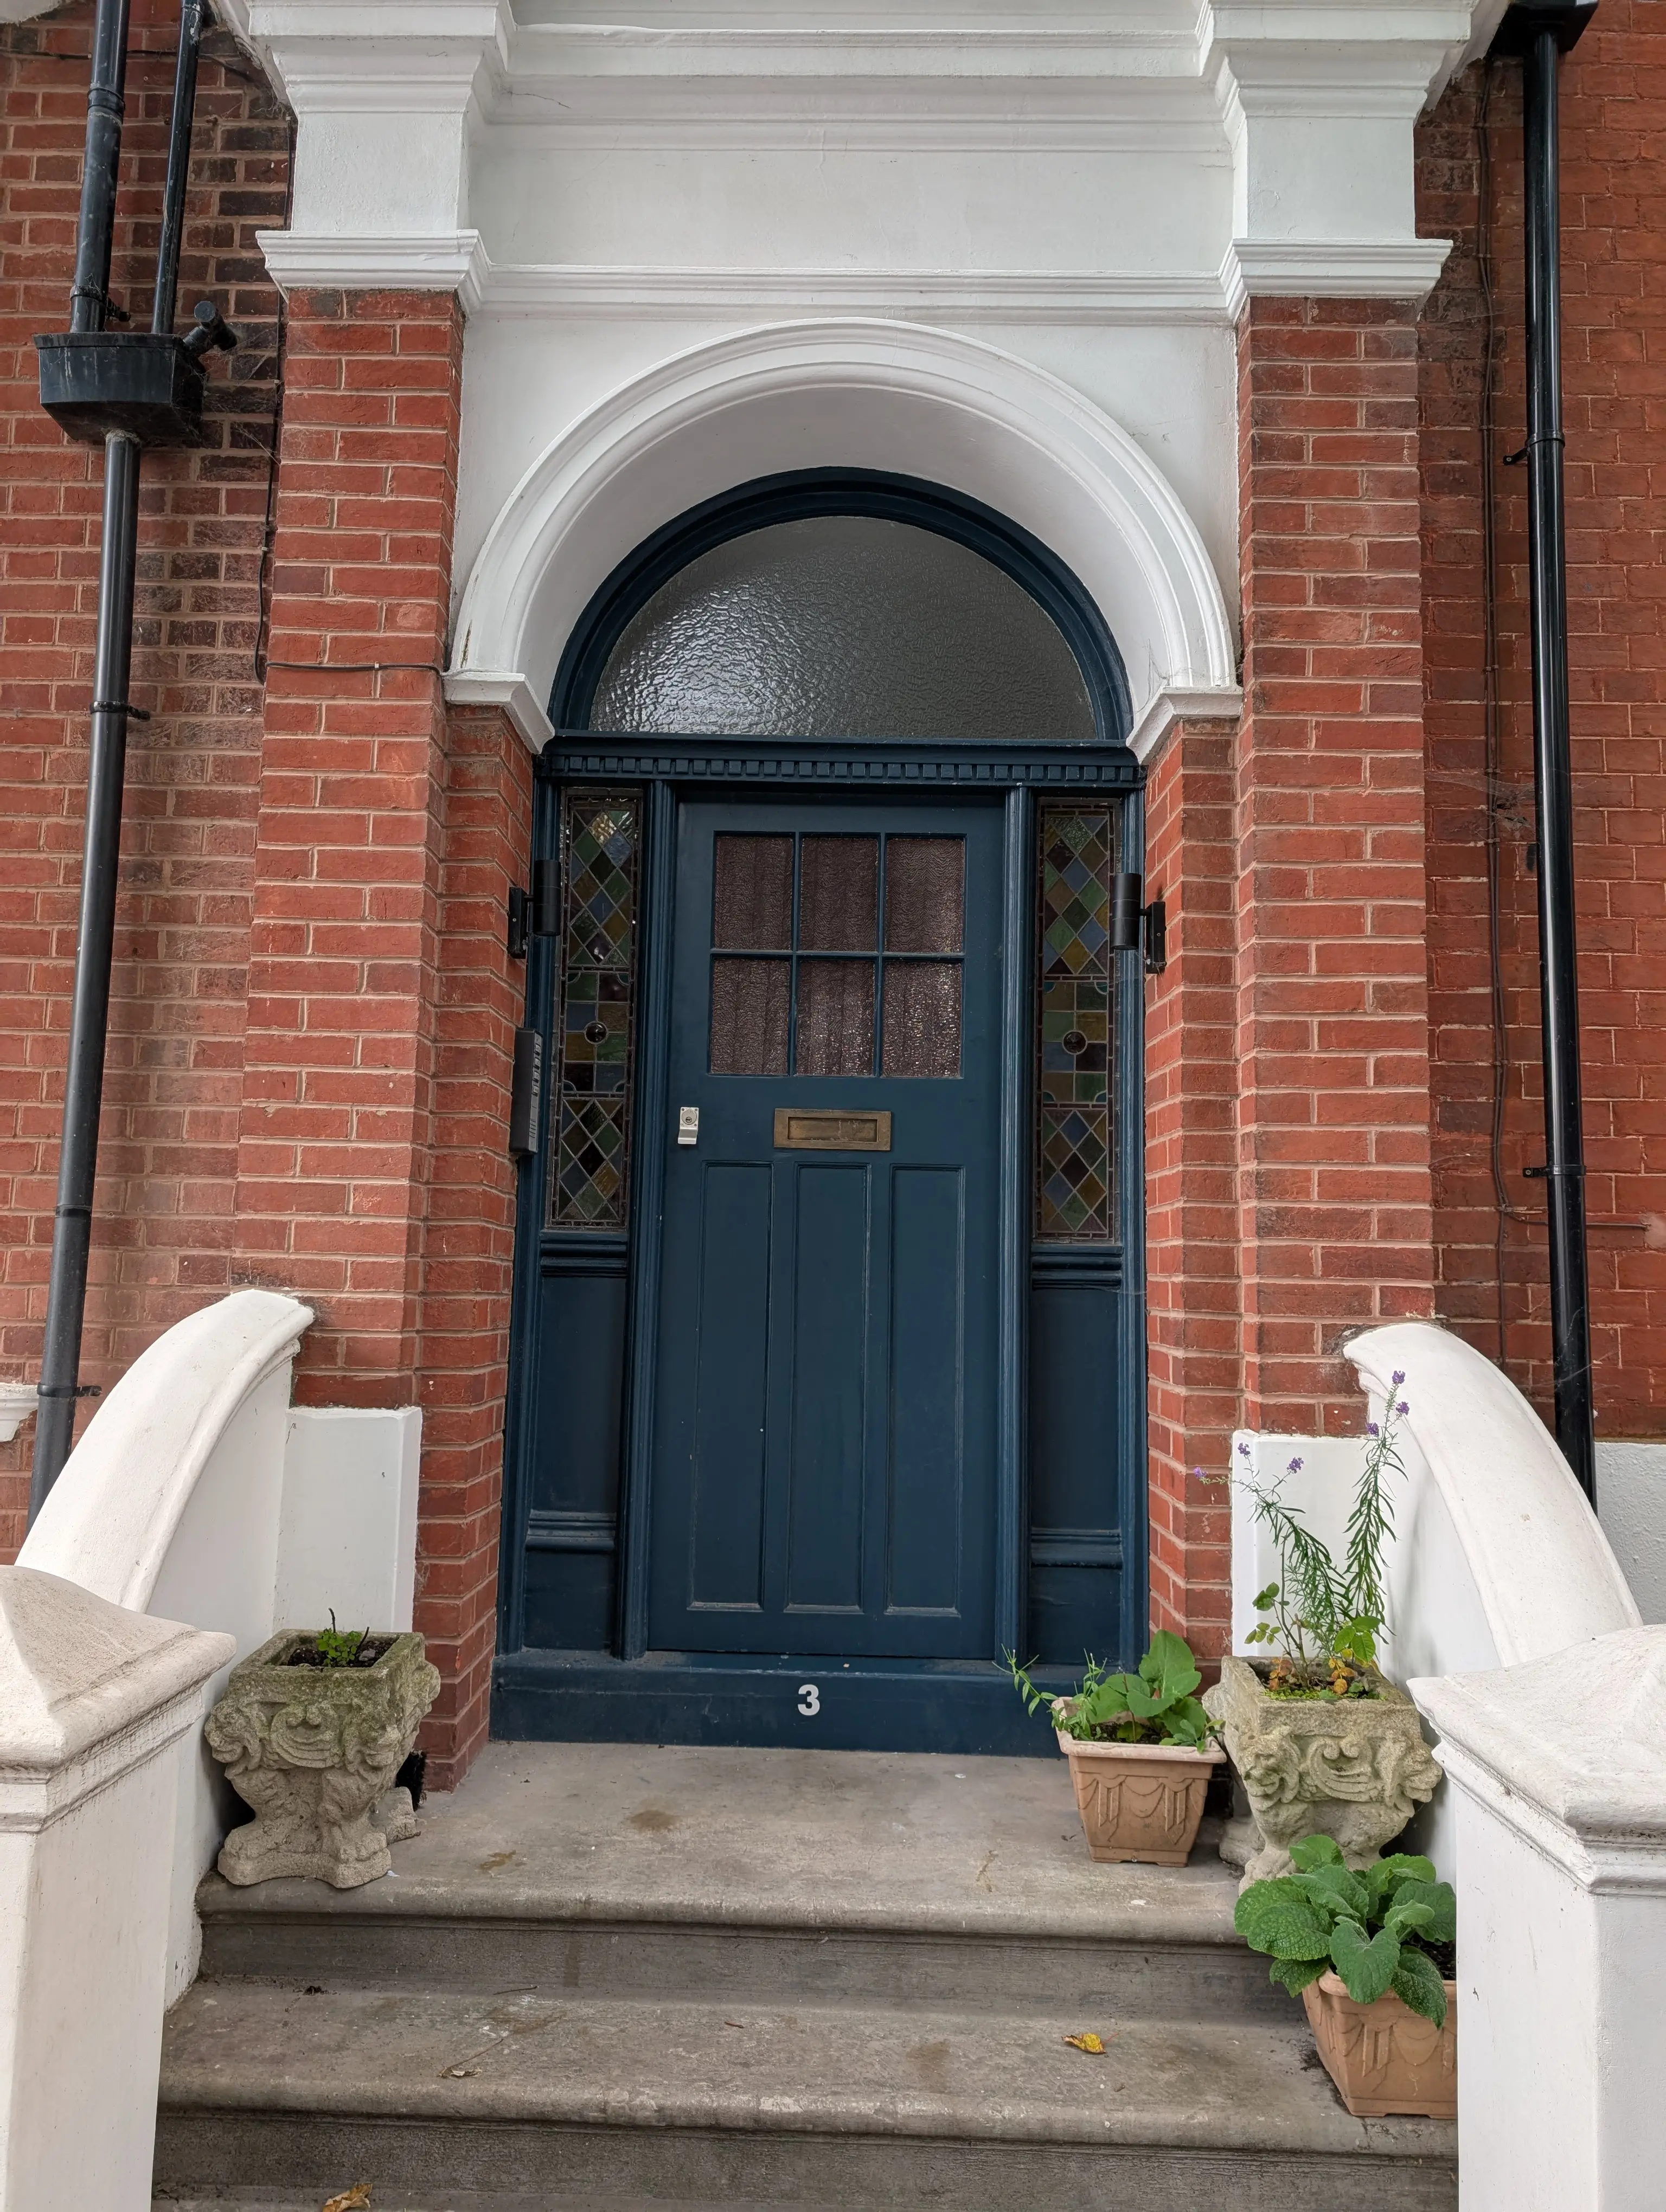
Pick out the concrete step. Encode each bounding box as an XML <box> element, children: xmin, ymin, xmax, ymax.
<box><xmin>197</xmin><ymin>1742</ymin><xmax>1284</xmax><ymax>2022</ymax></box>
<box><xmin>155</xmin><ymin>1982</ymin><xmax>1456</xmax><ymax>2212</ymax></box>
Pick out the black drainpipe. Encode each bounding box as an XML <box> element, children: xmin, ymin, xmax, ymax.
<box><xmin>1496</xmin><ymin>0</ymin><xmax>1599</xmax><ymax>1500</ymax></box>
<box><xmin>28</xmin><ymin>0</ymin><xmax>234</xmax><ymax>1516</ymax></box>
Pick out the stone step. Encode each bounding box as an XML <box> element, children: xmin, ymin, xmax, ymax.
<box><xmin>197</xmin><ymin>1742</ymin><xmax>1283</xmax><ymax>2022</ymax></box>
<box><xmin>155</xmin><ymin>1983</ymin><xmax>1456</xmax><ymax>2212</ymax></box>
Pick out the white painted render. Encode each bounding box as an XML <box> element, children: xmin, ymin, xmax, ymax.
<box><xmin>17</xmin><ymin>1291</ymin><xmax>424</xmax><ymax>1998</ymax></box>
<box><xmin>226</xmin><ymin>0</ymin><xmax>1501</xmax><ymax>732</ymax></box>
<box><xmin>1414</xmin><ymin>1628</ymin><xmax>1666</xmax><ymax>2212</ymax></box>
<box><xmin>1229</xmin><ymin>1322</ymin><xmax>1645</xmax><ymax>1875</ymax></box>
<box><xmin>0</xmin><ymin>1568</ymin><xmax>231</xmax><ymax>2212</ymax></box>
<box><xmin>1594</xmin><ymin>1441</ymin><xmax>1666</xmax><ymax>1625</ymax></box>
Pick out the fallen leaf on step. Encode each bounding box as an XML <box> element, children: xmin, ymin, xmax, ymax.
<box><xmin>441</xmin><ymin>2064</ymin><xmax>478</xmax><ymax>2078</ymax></box>
<box><xmin>322</xmin><ymin>2189</ymin><xmax>371</xmax><ymax>2212</ymax></box>
<box><xmin>1063</xmin><ymin>2033</ymin><xmax>1107</xmax><ymax>2055</ymax></box>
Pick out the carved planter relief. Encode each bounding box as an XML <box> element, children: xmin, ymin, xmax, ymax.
<box><xmin>205</xmin><ymin>1630</ymin><xmax>440</xmax><ymax>1888</ymax></box>
<box><xmin>1303</xmin><ymin>1972</ymin><xmax>1458</xmax><ymax>2118</ymax></box>
<box><xmin>1056</xmin><ymin>1734</ymin><xmax>1223</xmax><ymax>1864</ymax></box>
<box><xmin>1203</xmin><ymin>1655</ymin><xmax>1441</xmax><ymax>1888</ymax></box>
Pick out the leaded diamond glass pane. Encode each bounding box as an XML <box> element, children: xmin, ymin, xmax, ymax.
<box><xmin>549</xmin><ymin>790</ymin><xmax>641</xmax><ymax>1230</ymax></box>
<box><xmin>1035</xmin><ymin>804</ymin><xmax>1120</xmax><ymax>1243</ymax></box>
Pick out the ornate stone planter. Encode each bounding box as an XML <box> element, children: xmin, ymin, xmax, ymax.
<box><xmin>1203</xmin><ymin>1655</ymin><xmax>1441</xmax><ymax>1887</ymax></box>
<box><xmin>205</xmin><ymin>1629</ymin><xmax>440</xmax><ymax>1888</ymax></box>
<box><xmin>1056</xmin><ymin>1732</ymin><xmax>1223</xmax><ymax>1864</ymax></box>
<box><xmin>1302</xmin><ymin>1971</ymin><xmax>1458</xmax><ymax>2118</ymax></box>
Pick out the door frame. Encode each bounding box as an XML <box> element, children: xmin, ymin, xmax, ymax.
<box><xmin>494</xmin><ymin>473</ymin><xmax>1148</xmax><ymax>1751</ymax></box>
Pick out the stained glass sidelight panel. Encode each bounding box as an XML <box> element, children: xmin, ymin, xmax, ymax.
<box><xmin>1035</xmin><ymin>804</ymin><xmax>1119</xmax><ymax>1242</ymax></box>
<box><xmin>549</xmin><ymin>789</ymin><xmax>642</xmax><ymax>1229</ymax></box>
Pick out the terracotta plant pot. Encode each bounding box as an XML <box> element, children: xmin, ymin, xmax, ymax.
<box><xmin>1302</xmin><ymin>1970</ymin><xmax>1458</xmax><ymax>2119</ymax></box>
<box><xmin>1055</xmin><ymin>1732</ymin><xmax>1223</xmax><ymax>1864</ymax></box>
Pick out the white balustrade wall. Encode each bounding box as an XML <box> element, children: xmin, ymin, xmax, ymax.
<box><xmin>16</xmin><ymin>1289</ymin><xmax>421</xmax><ymax>1996</ymax></box>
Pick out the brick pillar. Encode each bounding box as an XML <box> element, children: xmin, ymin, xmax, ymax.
<box><xmin>1144</xmin><ymin>718</ymin><xmax>1241</xmax><ymax>1660</ymax></box>
<box><xmin>423</xmin><ymin>703</ymin><xmax>533</xmax><ymax>1784</ymax></box>
<box><xmin>235</xmin><ymin>290</ymin><xmax>527</xmax><ymax>1785</ymax></box>
<box><xmin>1233</xmin><ymin>299</ymin><xmax>1437</xmax><ymax>1435</ymax></box>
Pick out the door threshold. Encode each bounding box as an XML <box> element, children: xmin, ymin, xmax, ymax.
<box><xmin>492</xmin><ymin>1650</ymin><xmax>1056</xmax><ymax>1755</ymax></box>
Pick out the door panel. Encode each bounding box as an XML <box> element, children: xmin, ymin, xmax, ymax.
<box><xmin>688</xmin><ymin>1163</ymin><xmax>772</xmax><ymax>1611</ymax></box>
<box><xmin>886</xmin><ymin>1165</ymin><xmax>964</xmax><ymax>1615</ymax></box>
<box><xmin>649</xmin><ymin>796</ymin><xmax>1002</xmax><ymax>1660</ymax></box>
<box><xmin>785</xmin><ymin>1164</ymin><xmax>869</xmax><ymax>1615</ymax></box>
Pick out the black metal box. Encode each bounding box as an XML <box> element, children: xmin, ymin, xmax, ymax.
<box><xmin>35</xmin><ymin>331</ymin><xmax>208</xmax><ymax>446</ymax></box>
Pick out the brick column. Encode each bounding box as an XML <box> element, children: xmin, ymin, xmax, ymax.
<box><xmin>1144</xmin><ymin>717</ymin><xmax>1241</xmax><ymax>1661</ymax></box>
<box><xmin>423</xmin><ymin>703</ymin><xmax>533</xmax><ymax>1782</ymax></box>
<box><xmin>1233</xmin><ymin>299</ymin><xmax>1437</xmax><ymax>1436</ymax></box>
<box><xmin>234</xmin><ymin>290</ymin><xmax>528</xmax><ymax>1785</ymax></box>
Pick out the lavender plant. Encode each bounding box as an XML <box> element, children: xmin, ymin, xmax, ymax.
<box><xmin>1238</xmin><ymin>1374</ymin><xmax>1411</xmax><ymax>1697</ymax></box>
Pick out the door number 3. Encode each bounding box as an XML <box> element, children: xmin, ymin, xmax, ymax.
<box><xmin>797</xmin><ymin>1683</ymin><xmax>821</xmax><ymax>1717</ymax></box>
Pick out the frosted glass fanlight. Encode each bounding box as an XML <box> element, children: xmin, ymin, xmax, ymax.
<box><xmin>589</xmin><ymin>515</ymin><xmax>1096</xmax><ymax>741</ymax></box>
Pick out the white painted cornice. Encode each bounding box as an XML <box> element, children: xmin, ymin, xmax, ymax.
<box><xmin>441</xmin><ymin>668</ymin><xmax>554</xmax><ymax>751</ymax></box>
<box><xmin>1129</xmin><ymin>684</ymin><xmax>1243</xmax><ymax>768</ymax></box>
<box><xmin>259</xmin><ymin>229</ymin><xmax>490</xmax><ymax>313</ymax></box>
<box><xmin>489</xmin><ymin>76</ymin><xmax>1225</xmax><ymax>153</ymax></box>
<box><xmin>257</xmin><ymin>233</ymin><xmax>1459</xmax><ymax>328</ymax></box>
<box><xmin>1221</xmin><ymin>236</ymin><xmax>1452</xmax><ymax>318</ymax></box>
<box><xmin>479</xmin><ymin>260</ymin><xmax>1228</xmax><ymax>325</ymax></box>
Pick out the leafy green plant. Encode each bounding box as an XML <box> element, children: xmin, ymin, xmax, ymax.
<box><xmin>313</xmin><ymin>1611</ymin><xmax>369</xmax><ymax>1669</ymax></box>
<box><xmin>1235</xmin><ymin>1374</ymin><xmax>1411</xmax><ymax>1696</ymax></box>
<box><xmin>1235</xmin><ymin>1833</ymin><xmax>1456</xmax><ymax>2027</ymax></box>
<box><xmin>1006</xmin><ymin>1630</ymin><xmax>1216</xmax><ymax>1750</ymax></box>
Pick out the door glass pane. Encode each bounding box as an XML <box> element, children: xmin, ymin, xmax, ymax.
<box><xmin>1035</xmin><ymin>804</ymin><xmax>1119</xmax><ymax>1242</ymax></box>
<box><xmin>549</xmin><ymin>789</ymin><xmax>640</xmax><ymax>1230</ymax></box>
<box><xmin>800</xmin><ymin>835</ymin><xmax>878</xmax><ymax>951</ymax></box>
<box><xmin>711</xmin><ymin>958</ymin><xmax>790</xmax><ymax>1076</ymax></box>
<box><xmin>884</xmin><ymin>837</ymin><xmax>964</xmax><ymax>953</ymax></box>
<box><xmin>715</xmin><ymin>833</ymin><xmax>792</xmax><ymax>949</ymax></box>
<box><xmin>797</xmin><ymin>960</ymin><xmax>875</xmax><ymax>1076</ymax></box>
<box><xmin>882</xmin><ymin>962</ymin><xmax>962</xmax><ymax>1079</ymax></box>
<box><xmin>589</xmin><ymin>514</ymin><xmax>1097</xmax><ymax>742</ymax></box>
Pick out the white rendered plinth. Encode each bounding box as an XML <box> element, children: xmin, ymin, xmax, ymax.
<box><xmin>0</xmin><ymin>1567</ymin><xmax>233</xmax><ymax>2211</ymax></box>
<box><xmin>1412</xmin><ymin>1627</ymin><xmax>1666</xmax><ymax>2212</ymax></box>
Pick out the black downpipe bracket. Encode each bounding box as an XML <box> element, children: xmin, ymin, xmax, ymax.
<box><xmin>29</xmin><ymin>0</ymin><xmax>230</xmax><ymax>1516</ymax></box>
<box><xmin>1497</xmin><ymin>0</ymin><xmax>1599</xmax><ymax>1501</ymax></box>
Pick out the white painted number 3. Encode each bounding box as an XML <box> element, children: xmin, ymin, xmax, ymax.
<box><xmin>797</xmin><ymin>1683</ymin><xmax>821</xmax><ymax>1717</ymax></box>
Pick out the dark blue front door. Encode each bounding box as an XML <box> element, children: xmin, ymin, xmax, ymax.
<box><xmin>648</xmin><ymin>796</ymin><xmax>1004</xmax><ymax>1658</ymax></box>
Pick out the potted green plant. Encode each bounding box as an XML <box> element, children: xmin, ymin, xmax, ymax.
<box><xmin>205</xmin><ymin>1616</ymin><xmax>440</xmax><ymax>1889</ymax></box>
<box><xmin>1009</xmin><ymin>1631</ymin><xmax>1223</xmax><ymax>1864</ymax></box>
<box><xmin>1235</xmin><ymin>1833</ymin><xmax>1457</xmax><ymax>2118</ymax></box>
<box><xmin>1205</xmin><ymin>1380</ymin><xmax>1441</xmax><ymax>1885</ymax></box>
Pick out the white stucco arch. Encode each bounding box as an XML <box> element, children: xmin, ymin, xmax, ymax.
<box><xmin>445</xmin><ymin>318</ymin><xmax>1240</xmax><ymax>755</ymax></box>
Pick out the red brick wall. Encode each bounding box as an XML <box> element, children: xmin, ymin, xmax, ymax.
<box><xmin>0</xmin><ymin>1</ymin><xmax>287</xmax><ymax>1555</ymax></box>
<box><xmin>1144</xmin><ymin>717</ymin><xmax>1238</xmax><ymax>1658</ymax></box>
<box><xmin>0</xmin><ymin>20</ymin><xmax>527</xmax><ymax>1779</ymax></box>
<box><xmin>1418</xmin><ymin>16</ymin><xmax>1666</xmax><ymax>1435</ymax></box>
<box><xmin>235</xmin><ymin>287</ymin><xmax>527</xmax><ymax>1785</ymax></box>
<box><xmin>1234</xmin><ymin>299</ymin><xmax>1438</xmax><ymax>1436</ymax></box>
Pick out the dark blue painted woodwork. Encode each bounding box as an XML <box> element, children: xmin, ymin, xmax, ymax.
<box><xmin>494</xmin><ymin>472</ymin><xmax>1148</xmax><ymax>1755</ymax></box>
<box><xmin>648</xmin><ymin>796</ymin><xmax>1003</xmax><ymax>1660</ymax></box>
